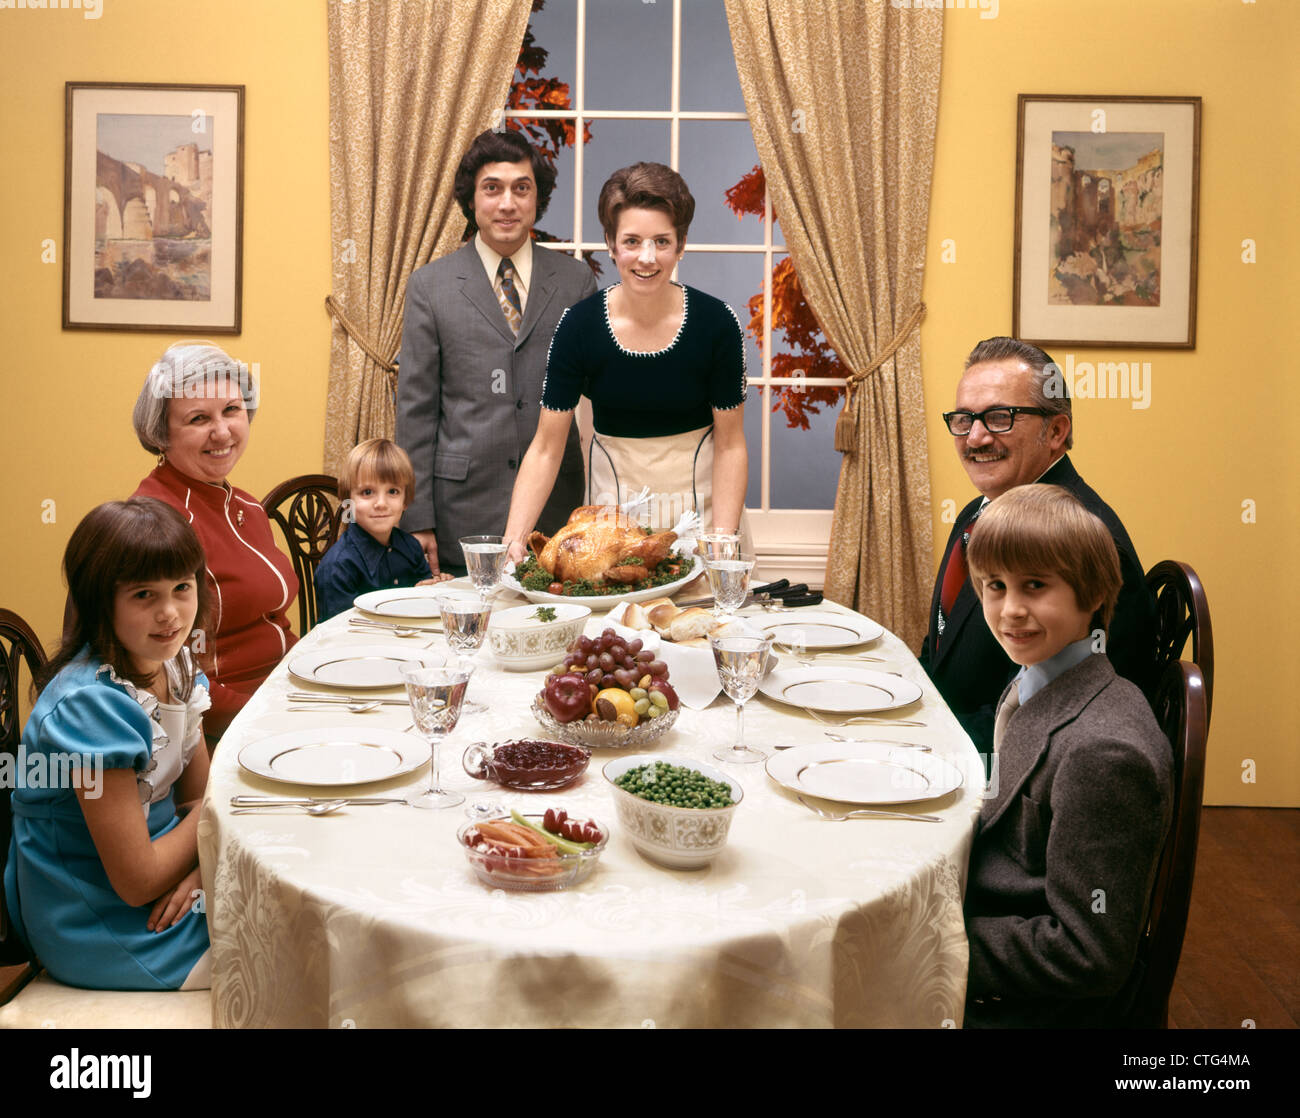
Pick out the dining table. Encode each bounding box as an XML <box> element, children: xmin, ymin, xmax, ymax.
<box><xmin>198</xmin><ymin>581</ymin><xmax>985</xmax><ymax>1028</ymax></box>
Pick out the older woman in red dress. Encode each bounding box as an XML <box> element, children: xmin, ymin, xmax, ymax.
<box><xmin>132</xmin><ymin>342</ymin><xmax>298</xmax><ymax>740</ymax></box>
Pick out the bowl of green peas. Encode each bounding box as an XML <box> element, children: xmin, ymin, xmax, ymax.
<box><xmin>603</xmin><ymin>754</ymin><xmax>743</xmax><ymax>869</ymax></box>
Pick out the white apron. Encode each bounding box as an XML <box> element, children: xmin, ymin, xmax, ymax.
<box><xmin>587</xmin><ymin>425</ymin><xmax>753</xmax><ymax>551</ymax></box>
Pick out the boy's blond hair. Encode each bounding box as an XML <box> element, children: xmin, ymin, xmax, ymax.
<box><xmin>339</xmin><ymin>438</ymin><xmax>415</xmax><ymax>505</ymax></box>
<box><xmin>966</xmin><ymin>484</ymin><xmax>1121</xmax><ymax>629</ymax></box>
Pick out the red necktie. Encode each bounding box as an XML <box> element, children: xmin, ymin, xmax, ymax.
<box><xmin>940</xmin><ymin>520</ymin><xmax>973</xmax><ymax>616</ymax></box>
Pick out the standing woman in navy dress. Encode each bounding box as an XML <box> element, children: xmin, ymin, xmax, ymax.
<box><xmin>503</xmin><ymin>163</ymin><xmax>749</xmax><ymax>558</ymax></box>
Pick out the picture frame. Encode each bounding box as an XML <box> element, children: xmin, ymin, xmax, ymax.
<box><xmin>63</xmin><ymin>82</ymin><xmax>245</xmax><ymax>333</ymax></box>
<box><xmin>1013</xmin><ymin>94</ymin><xmax>1200</xmax><ymax>349</ymax></box>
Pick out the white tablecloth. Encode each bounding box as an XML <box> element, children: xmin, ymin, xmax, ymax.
<box><xmin>199</xmin><ymin>594</ymin><xmax>982</xmax><ymax>1027</ymax></box>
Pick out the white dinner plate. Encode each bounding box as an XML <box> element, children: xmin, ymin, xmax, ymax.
<box><xmin>287</xmin><ymin>644</ymin><xmax>445</xmax><ymax>690</ymax></box>
<box><xmin>758</xmin><ymin>666</ymin><xmax>923</xmax><ymax>713</ymax></box>
<box><xmin>502</xmin><ymin>555</ymin><xmax>700</xmax><ymax>608</ymax></box>
<box><xmin>353</xmin><ymin>584</ymin><xmax>477</xmax><ymax>619</ymax></box>
<box><xmin>767</xmin><ymin>742</ymin><xmax>963</xmax><ymax>805</ymax></box>
<box><xmin>754</xmin><ymin>610</ymin><xmax>884</xmax><ymax>650</ymax></box>
<box><xmin>238</xmin><ymin>726</ymin><xmax>427</xmax><ymax>787</ymax></box>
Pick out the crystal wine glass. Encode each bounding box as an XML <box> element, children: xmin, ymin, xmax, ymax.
<box><xmin>710</xmin><ymin>633</ymin><xmax>773</xmax><ymax>764</ymax></box>
<box><xmin>440</xmin><ymin>597</ymin><xmax>493</xmax><ymax>714</ymax></box>
<box><xmin>697</xmin><ymin>533</ymin><xmax>741</xmax><ymax>562</ymax></box>
<box><xmin>460</xmin><ymin>535</ymin><xmax>508</xmax><ymax>603</ymax></box>
<box><xmin>401</xmin><ymin>664</ymin><xmax>471</xmax><ymax>808</ymax></box>
<box><xmin>703</xmin><ymin>552</ymin><xmax>756</xmax><ymax>621</ymax></box>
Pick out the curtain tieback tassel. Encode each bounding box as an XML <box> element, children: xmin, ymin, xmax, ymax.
<box><xmin>834</xmin><ymin>302</ymin><xmax>927</xmax><ymax>453</ymax></box>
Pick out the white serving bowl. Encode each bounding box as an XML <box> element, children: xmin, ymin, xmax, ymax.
<box><xmin>602</xmin><ymin>753</ymin><xmax>743</xmax><ymax>869</ymax></box>
<box><xmin>488</xmin><ymin>603</ymin><xmax>592</xmax><ymax>671</ymax></box>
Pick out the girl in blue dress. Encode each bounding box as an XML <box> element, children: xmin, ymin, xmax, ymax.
<box><xmin>4</xmin><ymin>498</ymin><xmax>213</xmax><ymax>990</ymax></box>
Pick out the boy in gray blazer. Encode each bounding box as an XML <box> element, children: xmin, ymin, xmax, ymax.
<box><xmin>962</xmin><ymin>484</ymin><xmax>1173</xmax><ymax>1028</ymax></box>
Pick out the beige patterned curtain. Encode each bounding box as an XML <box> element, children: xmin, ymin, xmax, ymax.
<box><xmin>724</xmin><ymin>1</ymin><xmax>942</xmax><ymax>650</ymax></box>
<box><xmin>324</xmin><ymin>0</ymin><xmax>533</xmax><ymax>475</ymax></box>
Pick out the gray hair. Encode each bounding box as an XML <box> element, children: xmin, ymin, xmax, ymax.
<box><xmin>963</xmin><ymin>336</ymin><xmax>1073</xmax><ymax>450</ymax></box>
<box><xmin>132</xmin><ymin>342</ymin><xmax>259</xmax><ymax>455</ymax></box>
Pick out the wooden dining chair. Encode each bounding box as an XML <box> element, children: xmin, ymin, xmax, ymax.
<box><xmin>262</xmin><ymin>473</ymin><xmax>344</xmax><ymax>634</ymax></box>
<box><xmin>1126</xmin><ymin>660</ymin><xmax>1209</xmax><ymax>1028</ymax></box>
<box><xmin>1145</xmin><ymin>559</ymin><xmax>1214</xmax><ymax>728</ymax></box>
<box><xmin>0</xmin><ymin>608</ymin><xmax>48</xmax><ymax>996</ymax></box>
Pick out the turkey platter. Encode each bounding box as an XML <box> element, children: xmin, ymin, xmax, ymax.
<box><xmin>528</xmin><ymin>505</ymin><xmax>678</xmax><ymax>586</ymax></box>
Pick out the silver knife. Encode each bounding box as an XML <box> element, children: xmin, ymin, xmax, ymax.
<box><xmin>285</xmin><ymin>692</ymin><xmax>410</xmax><ymax>705</ymax></box>
<box><xmin>349</xmin><ymin>619</ymin><xmax>443</xmax><ymax>633</ymax></box>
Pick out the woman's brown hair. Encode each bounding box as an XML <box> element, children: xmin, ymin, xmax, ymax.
<box><xmin>39</xmin><ymin>498</ymin><xmax>211</xmax><ymax>699</ymax></box>
<box><xmin>597</xmin><ymin>162</ymin><xmax>695</xmax><ymax>244</ymax></box>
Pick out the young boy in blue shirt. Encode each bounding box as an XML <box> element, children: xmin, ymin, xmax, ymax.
<box><xmin>962</xmin><ymin>484</ymin><xmax>1173</xmax><ymax>1028</ymax></box>
<box><xmin>315</xmin><ymin>439</ymin><xmax>450</xmax><ymax>619</ymax></box>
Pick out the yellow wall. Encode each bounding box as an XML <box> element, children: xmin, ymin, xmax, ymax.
<box><xmin>1</xmin><ymin>0</ymin><xmax>1294</xmax><ymax>804</ymax></box>
<box><xmin>0</xmin><ymin>0</ymin><xmax>332</xmax><ymax>661</ymax></box>
<box><xmin>926</xmin><ymin>0</ymin><xmax>1299</xmax><ymax>805</ymax></box>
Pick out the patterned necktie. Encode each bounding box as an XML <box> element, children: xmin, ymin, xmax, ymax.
<box><xmin>992</xmin><ymin>679</ymin><xmax>1022</xmax><ymax>754</ymax></box>
<box><xmin>497</xmin><ymin>257</ymin><xmax>522</xmax><ymax>336</ymax></box>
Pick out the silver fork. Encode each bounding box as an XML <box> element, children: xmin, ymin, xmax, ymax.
<box><xmin>822</xmin><ymin>731</ymin><xmax>931</xmax><ymax>752</ymax></box>
<box><xmin>775</xmin><ymin>643</ymin><xmax>887</xmax><ymax>663</ymax></box>
<box><xmin>806</xmin><ymin>708</ymin><xmax>927</xmax><ymax>729</ymax></box>
<box><xmin>797</xmin><ymin>795</ymin><xmax>941</xmax><ymax>823</ymax></box>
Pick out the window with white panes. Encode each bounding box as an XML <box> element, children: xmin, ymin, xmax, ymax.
<box><xmin>507</xmin><ymin>0</ymin><xmax>843</xmax><ymax>578</ymax></box>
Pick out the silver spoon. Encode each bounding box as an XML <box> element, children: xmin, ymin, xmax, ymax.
<box><xmin>822</xmin><ymin>731</ymin><xmax>931</xmax><ymax>751</ymax></box>
<box><xmin>797</xmin><ymin>795</ymin><xmax>941</xmax><ymax>823</ymax></box>
<box><xmin>349</xmin><ymin>625</ymin><xmax>426</xmax><ymax>638</ymax></box>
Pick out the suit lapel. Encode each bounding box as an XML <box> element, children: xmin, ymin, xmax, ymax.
<box><xmin>979</xmin><ymin>655</ymin><xmax>1113</xmax><ymax>829</ymax></box>
<box><xmin>455</xmin><ymin>242</ymin><xmax>516</xmax><ymax>345</ymax></box>
<box><xmin>517</xmin><ymin>245</ymin><xmax>560</xmax><ymax>347</ymax></box>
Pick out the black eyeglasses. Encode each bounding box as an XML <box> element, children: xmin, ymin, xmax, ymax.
<box><xmin>942</xmin><ymin>406</ymin><xmax>1052</xmax><ymax>436</ymax></box>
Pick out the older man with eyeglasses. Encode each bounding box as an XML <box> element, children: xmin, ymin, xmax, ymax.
<box><xmin>919</xmin><ymin>336</ymin><xmax>1158</xmax><ymax>753</ymax></box>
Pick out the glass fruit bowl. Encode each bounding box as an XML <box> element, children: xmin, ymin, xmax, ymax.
<box><xmin>531</xmin><ymin>695</ymin><xmax>680</xmax><ymax>749</ymax></box>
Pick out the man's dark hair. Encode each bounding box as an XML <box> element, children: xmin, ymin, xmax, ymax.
<box><xmin>963</xmin><ymin>335</ymin><xmax>1073</xmax><ymax>450</ymax></box>
<box><xmin>453</xmin><ymin>129</ymin><xmax>556</xmax><ymax>239</ymax></box>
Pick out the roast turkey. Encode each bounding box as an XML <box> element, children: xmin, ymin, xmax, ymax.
<box><xmin>528</xmin><ymin>506</ymin><xmax>677</xmax><ymax>585</ymax></box>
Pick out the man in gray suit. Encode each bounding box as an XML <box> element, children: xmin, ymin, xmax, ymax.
<box><xmin>397</xmin><ymin>130</ymin><xmax>595</xmax><ymax>576</ymax></box>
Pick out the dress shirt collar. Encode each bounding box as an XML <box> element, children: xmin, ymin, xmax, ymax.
<box><xmin>1014</xmin><ymin>636</ymin><xmax>1096</xmax><ymax>706</ymax></box>
<box><xmin>475</xmin><ymin>233</ymin><xmax>532</xmax><ymax>300</ymax></box>
<box><xmin>343</xmin><ymin>521</ymin><xmax>398</xmax><ymax>580</ymax></box>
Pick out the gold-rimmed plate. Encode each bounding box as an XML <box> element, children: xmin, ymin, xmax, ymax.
<box><xmin>287</xmin><ymin>644</ymin><xmax>445</xmax><ymax>690</ymax></box>
<box><xmin>754</xmin><ymin>610</ymin><xmax>884</xmax><ymax>650</ymax></box>
<box><xmin>238</xmin><ymin>727</ymin><xmax>426</xmax><ymax>786</ymax></box>
<box><xmin>767</xmin><ymin>742</ymin><xmax>963</xmax><ymax>805</ymax></box>
<box><xmin>353</xmin><ymin>584</ymin><xmax>476</xmax><ymax>619</ymax></box>
<box><xmin>758</xmin><ymin>666</ymin><xmax>922</xmax><ymax>713</ymax></box>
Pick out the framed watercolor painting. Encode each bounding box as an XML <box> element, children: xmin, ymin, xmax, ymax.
<box><xmin>63</xmin><ymin>82</ymin><xmax>245</xmax><ymax>333</ymax></box>
<box><xmin>1013</xmin><ymin>95</ymin><xmax>1201</xmax><ymax>349</ymax></box>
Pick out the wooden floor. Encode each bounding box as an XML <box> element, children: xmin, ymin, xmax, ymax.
<box><xmin>3</xmin><ymin>806</ymin><xmax>1296</xmax><ymax>1026</ymax></box>
<box><xmin>1169</xmin><ymin>806</ymin><xmax>1299</xmax><ymax>1028</ymax></box>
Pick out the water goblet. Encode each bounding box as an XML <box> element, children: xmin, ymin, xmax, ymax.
<box><xmin>703</xmin><ymin>552</ymin><xmax>756</xmax><ymax>621</ymax></box>
<box><xmin>697</xmin><ymin>532</ymin><xmax>740</xmax><ymax>562</ymax></box>
<box><xmin>401</xmin><ymin>664</ymin><xmax>471</xmax><ymax>809</ymax></box>
<box><xmin>440</xmin><ymin>597</ymin><xmax>493</xmax><ymax>714</ymax></box>
<box><xmin>460</xmin><ymin>535</ymin><xmax>508</xmax><ymax>603</ymax></box>
<box><xmin>710</xmin><ymin>633</ymin><xmax>773</xmax><ymax>764</ymax></box>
